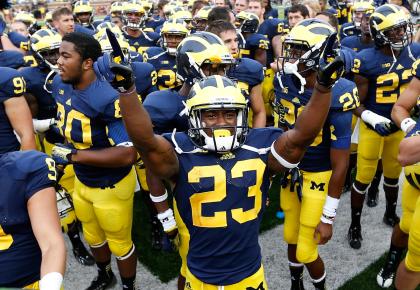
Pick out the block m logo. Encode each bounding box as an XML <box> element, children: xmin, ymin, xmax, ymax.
<box><xmin>310</xmin><ymin>181</ymin><xmax>326</xmax><ymax>191</ymax></box>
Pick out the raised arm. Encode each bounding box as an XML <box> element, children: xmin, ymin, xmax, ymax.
<box><xmin>94</xmin><ymin>53</ymin><xmax>179</xmax><ymax>179</ymax></box>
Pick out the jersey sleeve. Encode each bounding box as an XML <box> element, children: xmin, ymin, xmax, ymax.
<box><xmin>106</xmin><ymin>119</ymin><xmax>132</xmax><ymax>146</ymax></box>
<box><xmin>351</xmin><ymin>50</ymin><xmax>369</xmax><ymax>77</ymax></box>
<box><xmin>0</xmin><ymin>68</ymin><xmax>26</xmax><ymax>102</ymax></box>
<box><xmin>329</xmin><ymin>110</ymin><xmax>352</xmax><ymax>149</ymax></box>
<box><xmin>22</xmin><ymin>152</ymin><xmax>57</xmax><ymax>200</ymax></box>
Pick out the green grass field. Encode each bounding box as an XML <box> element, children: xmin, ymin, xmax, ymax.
<box><xmin>131</xmin><ymin>175</ymin><xmax>284</xmax><ymax>282</ymax></box>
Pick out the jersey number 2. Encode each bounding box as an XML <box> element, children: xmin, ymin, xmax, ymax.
<box><xmin>189</xmin><ymin>158</ymin><xmax>265</xmax><ymax>228</ymax></box>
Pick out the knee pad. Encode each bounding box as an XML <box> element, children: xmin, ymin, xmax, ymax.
<box><xmin>84</xmin><ymin>229</ymin><xmax>106</xmax><ymax>247</ymax></box>
<box><xmin>283</xmin><ymin>222</ymin><xmax>299</xmax><ymax>245</ymax></box>
<box><xmin>109</xmin><ymin>239</ymin><xmax>134</xmax><ymax>257</ymax></box>
<box><xmin>116</xmin><ymin>244</ymin><xmax>136</xmax><ymax>261</ymax></box>
<box><xmin>406</xmin><ymin>237</ymin><xmax>420</xmax><ymax>272</ymax></box>
<box><xmin>296</xmin><ymin>226</ymin><xmax>318</xmax><ymax>264</ymax></box>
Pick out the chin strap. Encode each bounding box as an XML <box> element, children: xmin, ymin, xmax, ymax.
<box><xmin>283</xmin><ymin>62</ymin><xmax>306</xmax><ymax>94</ymax></box>
<box><xmin>43</xmin><ymin>70</ymin><xmax>57</xmax><ymax>94</ymax></box>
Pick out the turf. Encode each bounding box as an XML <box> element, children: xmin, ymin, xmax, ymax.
<box><xmin>338</xmin><ymin>253</ymin><xmax>420</xmax><ymax>290</ymax></box>
<box><xmin>131</xmin><ymin>174</ymin><xmax>284</xmax><ymax>282</ymax></box>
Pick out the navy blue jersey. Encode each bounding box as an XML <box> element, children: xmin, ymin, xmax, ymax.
<box><xmin>145</xmin><ymin>16</ymin><xmax>165</xmax><ymax>30</ymax></box>
<box><xmin>132</xmin><ymin>61</ymin><xmax>158</xmax><ymax>99</ymax></box>
<box><xmin>264</xmin><ymin>8</ymin><xmax>278</xmax><ymax>19</ymax></box>
<box><xmin>21</xmin><ymin>66</ymin><xmax>57</xmax><ymax>120</ymax></box>
<box><xmin>74</xmin><ymin>24</ymin><xmax>96</xmax><ymax>35</ymax></box>
<box><xmin>352</xmin><ymin>44</ymin><xmax>420</xmax><ymax>119</ymax></box>
<box><xmin>274</xmin><ymin>75</ymin><xmax>358</xmax><ymax>171</ymax></box>
<box><xmin>143</xmin><ymin>89</ymin><xmax>188</xmax><ymax>134</ymax></box>
<box><xmin>164</xmin><ymin>127</ymin><xmax>283</xmax><ymax>285</ymax></box>
<box><xmin>341</xmin><ymin>35</ymin><xmax>374</xmax><ymax>53</ymax></box>
<box><xmin>144</xmin><ymin>46</ymin><xmax>181</xmax><ymax>90</ymax></box>
<box><xmin>335</xmin><ymin>4</ymin><xmax>351</xmax><ymax>25</ymax></box>
<box><xmin>413</xmin><ymin>58</ymin><xmax>420</xmax><ymax>79</ymax></box>
<box><xmin>238</xmin><ymin>33</ymin><xmax>269</xmax><ymax>61</ymax></box>
<box><xmin>52</xmin><ymin>75</ymin><xmax>132</xmax><ymax>187</ymax></box>
<box><xmin>124</xmin><ymin>31</ymin><xmax>160</xmax><ymax>54</ymax></box>
<box><xmin>8</xmin><ymin>31</ymin><xmax>29</xmax><ymax>51</ymax></box>
<box><xmin>0</xmin><ymin>150</ymin><xmax>56</xmax><ymax>288</ymax></box>
<box><xmin>228</xmin><ymin>58</ymin><xmax>264</xmax><ymax>99</ymax></box>
<box><xmin>258</xmin><ymin>18</ymin><xmax>289</xmax><ymax>65</ymax></box>
<box><xmin>0</xmin><ymin>50</ymin><xmax>25</xmax><ymax>68</ymax></box>
<box><xmin>0</xmin><ymin>68</ymin><xmax>26</xmax><ymax>154</ymax></box>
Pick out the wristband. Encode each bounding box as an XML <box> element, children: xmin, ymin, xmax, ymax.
<box><xmin>322</xmin><ymin>196</ymin><xmax>340</xmax><ymax>217</ymax></box>
<box><xmin>39</xmin><ymin>272</ymin><xmax>63</xmax><ymax>290</ymax></box>
<box><xmin>400</xmin><ymin>117</ymin><xmax>416</xmax><ymax>133</ymax></box>
<box><xmin>157</xmin><ymin>208</ymin><xmax>177</xmax><ymax>233</ymax></box>
<box><xmin>150</xmin><ymin>190</ymin><xmax>168</xmax><ymax>203</ymax></box>
<box><xmin>270</xmin><ymin>142</ymin><xmax>299</xmax><ymax>169</ymax></box>
<box><xmin>119</xmin><ymin>85</ymin><xmax>136</xmax><ymax>96</ymax></box>
<box><xmin>320</xmin><ymin>214</ymin><xmax>335</xmax><ymax>225</ymax></box>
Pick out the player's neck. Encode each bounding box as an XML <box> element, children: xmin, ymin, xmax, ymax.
<box><xmin>381</xmin><ymin>45</ymin><xmax>402</xmax><ymax>58</ymax></box>
<box><xmin>360</xmin><ymin>34</ymin><xmax>371</xmax><ymax>44</ymax></box>
<box><xmin>74</xmin><ymin>70</ymin><xmax>97</xmax><ymax>90</ymax></box>
<box><xmin>127</xmin><ymin>28</ymin><xmax>142</xmax><ymax>37</ymax></box>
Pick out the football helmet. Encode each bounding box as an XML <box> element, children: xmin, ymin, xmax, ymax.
<box><xmin>235</xmin><ymin>11</ymin><xmax>260</xmax><ymax>33</ymax></box>
<box><xmin>351</xmin><ymin>1</ymin><xmax>375</xmax><ymax>27</ymax></box>
<box><xmin>170</xmin><ymin>9</ymin><xmax>193</xmax><ymax>29</ymax></box>
<box><xmin>30</xmin><ymin>28</ymin><xmax>62</xmax><ymax>71</ymax></box>
<box><xmin>15</xmin><ymin>11</ymin><xmax>36</xmax><ymax>27</ymax></box>
<box><xmin>176</xmin><ymin>31</ymin><xmax>235</xmax><ymax>85</ymax></box>
<box><xmin>277</xmin><ymin>18</ymin><xmax>336</xmax><ymax>93</ymax></box>
<box><xmin>370</xmin><ymin>4</ymin><xmax>412</xmax><ymax>50</ymax></box>
<box><xmin>186</xmin><ymin>75</ymin><xmax>248</xmax><ymax>152</ymax></box>
<box><xmin>110</xmin><ymin>1</ymin><xmax>124</xmax><ymax>17</ymax></box>
<box><xmin>73</xmin><ymin>0</ymin><xmax>94</xmax><ymax>27</ymax></box>
<box><xmin>98</xmin><ymin>32</ymin><xmax>130</xmax><ymax>56</ymax></box>
<box><xmin>56</xmin><ymin>185</ymin><xmax>77</xmax><ymax>233</ymax></box>
<box><xmin>141</xmin><ymin>0</ymin><xmax>154</xmax><ymax>17</ymax></box>
<box><xmin>122</xmin><ymin>2</ymin><xmax>147</xmax><ymax>30</ymax></box>
<box><xmin>161</xmin><ymin>18</ymin><xmax>189</xmax><ymax>55</ymax></box>
<box><xmin>95</xmin><ymin>21</ymin><xmax>123</xmax><ymax>38</ymax></box>
<box><xmin>45</xmin><ymin>11</ymin><xmax>54</xmax><ymax>30</ymax></box>
<box><xmin>192</xmin><ymin>6</ymin><xmax>211</xmax><ymax>31</ymax></box>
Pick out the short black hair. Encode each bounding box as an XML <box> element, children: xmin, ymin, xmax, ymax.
<box><xmin>62</xmin><ymin>32</ymin><xmax>102</xmax><ymax>62</ymax></box>
<box><xmin>288</xmin><ymin>4</ymin><xmax>310</xmax><ymax>18</ymax></box>
<box><xmin>206</xmin><ymin>20</ymin><xmax>236</xmax><ymax>36</ymax></box>
<box><xmin>208</xmin><ymin>7</ymin><xmax>232</xmax><ymax>25</ymax></box>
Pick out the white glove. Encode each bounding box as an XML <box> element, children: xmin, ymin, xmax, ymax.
<box><xmin>361</xmin><ymin>110</ymin><xmax>391</xmax><ymax>128</ymax></box>
<box><xmin>33</xmin><ymin>118</ymin><xmax>56</xmax><ymax>133</ymax></box>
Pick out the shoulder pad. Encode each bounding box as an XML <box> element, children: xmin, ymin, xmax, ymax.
<box><xmin>331</xmin><ymin>78</ymin><xmax>359</xmax><ymax>111</ymax></box>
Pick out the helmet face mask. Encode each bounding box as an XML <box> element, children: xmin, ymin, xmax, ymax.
<box><xmin>176</xmin><ymin>32</ymin><xmax>236</xmax><ymax>86</ymax></box>
<box><xmin>276</xmin><ymin>18</ymin><xmax>335</xmax><ymax>94</ymax></box>
<box><xmin>39</xmin><ymin>48</ymin><xmax>60</xmax><ymax>71</ymax></box>
<box><xmin>235</xmin><ymin>12</ymin><xmax>260</xmax><ymax>34</ymax></box>
<box><xmin>186</xmin><ymin>76</ymin><xmax>249</xmax><ymax>153</ymax></box>
<box><xmin>163</xmin><ymin>33</ymin><xmax>187</xmax><ymax>55</ymax></box>
<box><xmin>30</xmin><ymin>29</ymin><xmax>62</xmax><ymax>71</ymax></box>
<box><xmin>123</xmin><ymin>5</ymin><xmax>147</xmax><ymax>30</ymax></box>
<box><xmin>370</xmin><ymin>4</ymin><xmax>412</xmax><ymax>50</ymax></box>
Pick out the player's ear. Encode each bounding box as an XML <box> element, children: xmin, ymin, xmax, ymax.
<box><xmin>83</xmin><ymin>58</ymin><xmax>94</xmax><ymax>71</ymax></box>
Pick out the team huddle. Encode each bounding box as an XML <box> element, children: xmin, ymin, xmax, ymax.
<box><xmin>0</xmin><ymin>0</ymin><xmax>419</xmax><ymax>289</ymax></box>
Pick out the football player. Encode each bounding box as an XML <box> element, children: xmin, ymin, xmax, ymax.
<box><xmin>339</xmin><ymin>1</ymin><xmax>375</xmax><ymax>40</ymax></box>
<box><xmin>73</xmin><ymin>0</ymin><xmax>95</xmax><ymax>31</ymax></box>
<box><xmin>0</xmin><ymin>67</ymin><xmax>35</xmax><ymax>152</ymax></box>
<box><xmin>122</xmin><ymin>2</ymin><xmax>160</xmax><ymax>54</ymax></box>
<box><xmin>51</xmin><ymin>32</ymin><xmax>138</xmax><ymax>290</ymax></box>
<box><xmin>191</xmin><ymin>6</ymin><xmax>211</xmax><ymax>32</ymax></box>
<box><xmin>207</xmin><ymin>20</ymin><xmax>267</xmax><ymax>128</ymax></box>
<box><xmin>0</xmin><ymin>150</ymin><xmax>65</xmax><ymax>290</ymax></box>
<box><xmin>235</xmin><ymin>11</ymin><xmax>269</xmax><ymax>66</ymax></box>
<box><xmin>144</xmin><ymin>18</ymin><xmax>189</xmax><ymax>90</ymax></box>
<box><xmin>142</xmin><ymin>32</ymin><xmax>239</xmax><ymax>289</ymax></box>
<box><xmin>274</xmin><ymin>19</ymin><xmax>358</xmax><ymax>290</ymax></box>
<box><xmin>22</xmin><ymin>28</ymin><xmax>96</xmax><ymax>266</ymax></box>
<box><xmin>94</xmin><ymin>29</ymin><xmax>344</xmax><ymax>288</ymax></box>
<box><xmin>348</xmin><ymin>4</ymin><xmax>420</xmax><ymax>250</ymax></box>
<box><xmin>376</xmin><ymin>59</ymin><xmax>420</xmax><ymax>289</ymax></box>
<box><xmin>52</xmin><ymin>7</ymin><xmax>95</xmax><ymax>37</ymax></box>
<box><xmin>341</xmin><ymin>4</ymin><xmax>375</xmax><ymax>52</ymax></box>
